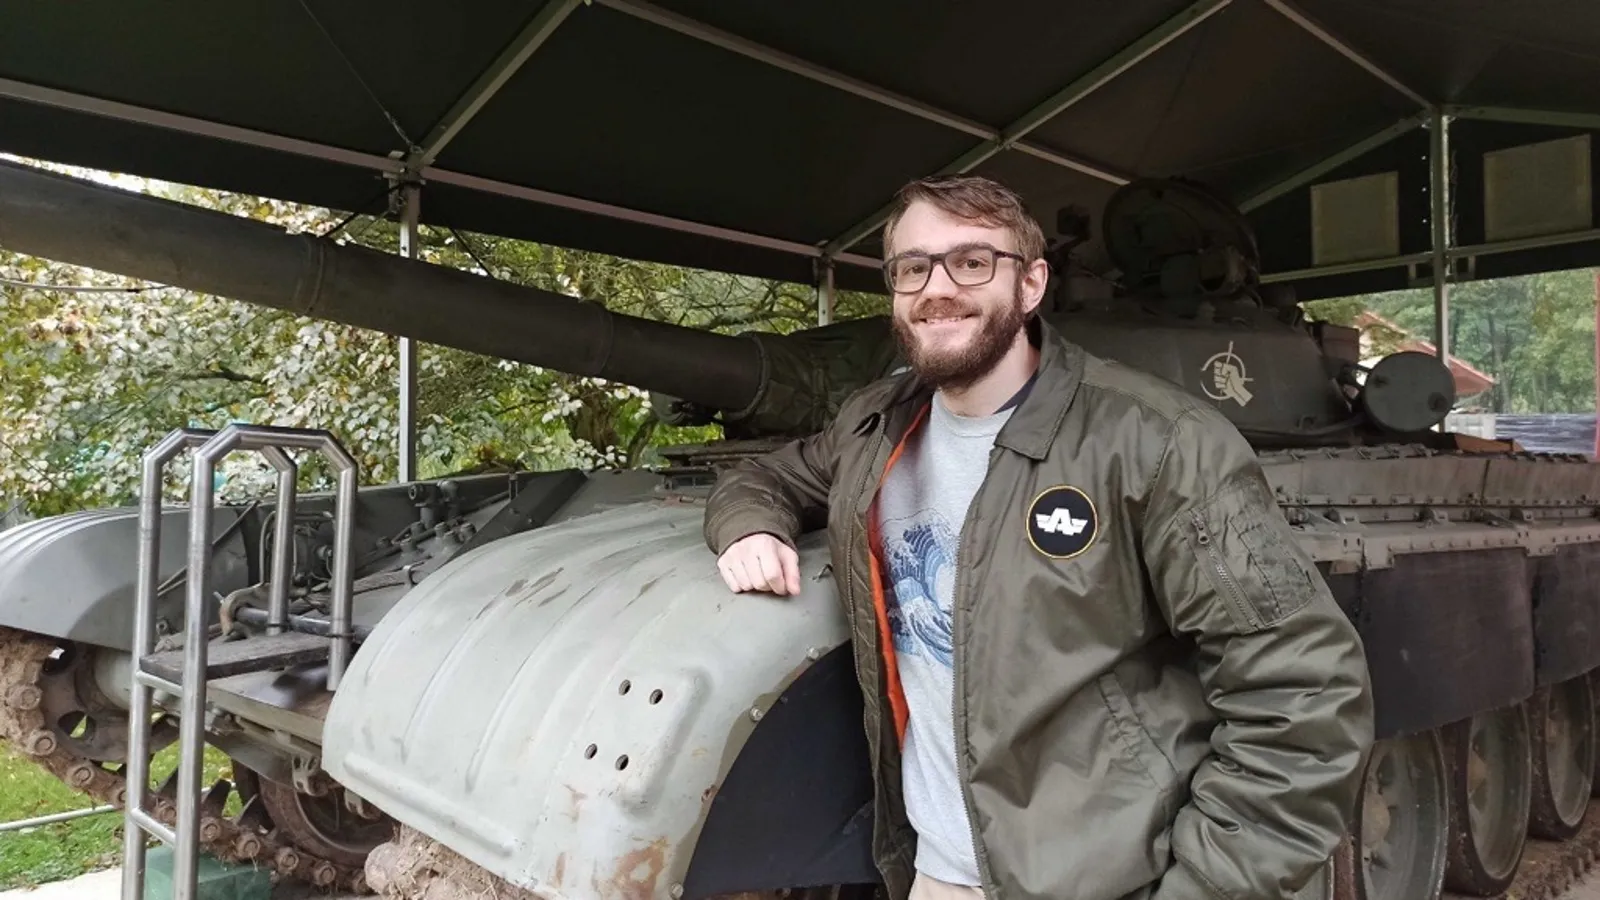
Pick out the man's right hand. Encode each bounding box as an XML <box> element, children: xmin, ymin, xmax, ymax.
<box><xmin>717</xmin><ymin>533</ymin><xmax>801</xmax><ymax>596</ymax></box>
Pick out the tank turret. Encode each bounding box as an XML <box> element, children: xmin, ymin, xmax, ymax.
<box><xmin>673</xmin><ymin>178</ymin><xmax>1457</xmax><ymax>451</ymax></box>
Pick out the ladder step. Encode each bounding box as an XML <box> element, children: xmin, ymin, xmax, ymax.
<box><xmin>129</xmin><ymin>807</ymin><xmax>176</xmax><ymax>846</ymax></box>
<box><xmin>135</xmin><ymin>670</ymin><xmax>183</xmax><ymax>696</ymax></box>
<box><xmin>139</xmin><ymin>631</ymin><xmax>331</xmax><ymax>684</ymax></box>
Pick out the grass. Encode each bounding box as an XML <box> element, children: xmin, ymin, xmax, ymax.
<box><xmin>0</xmin><ymin>741</ymin><xmax>237</xmax><ymax>890</ymax></box>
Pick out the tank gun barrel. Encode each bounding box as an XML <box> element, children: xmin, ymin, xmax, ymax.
<box><xmin>0</xmin><ymin>159</ymin><xmax>766</xmax><ymax>413</ymax></box>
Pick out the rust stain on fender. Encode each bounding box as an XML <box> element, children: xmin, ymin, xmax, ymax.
<box><xmin>595</xmin><ymin>837</ymin><xmax>669</xmax><ymax>900</ymax></box>
<box><xmin>552</xmin><ymin>852</ymin><xmax>567</xmax><ymax>888</ymax></box>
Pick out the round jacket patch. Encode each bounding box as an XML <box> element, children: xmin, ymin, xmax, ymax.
<box><xmin>1027</xmin><ymin>486</ymin><xmax>1098</xmax><ymax>559</ymax></box>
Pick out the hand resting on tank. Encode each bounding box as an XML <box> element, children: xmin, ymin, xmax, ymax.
<box><xmin>717</xmin><ymin>532</ymin><xmax>801</xmax><ymax>596</ymax></box>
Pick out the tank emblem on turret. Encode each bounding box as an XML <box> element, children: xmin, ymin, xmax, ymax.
<box><xmin>1201</xmin><ymin>341</ymin><xmax>1254</xmax><ymax>407</ymax></box>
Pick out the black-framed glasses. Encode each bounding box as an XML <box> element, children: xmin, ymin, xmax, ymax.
<box><xmin>882</xmin><ymin>244</ymin><xmax>1027</xmax><ymax>294</ymax></box>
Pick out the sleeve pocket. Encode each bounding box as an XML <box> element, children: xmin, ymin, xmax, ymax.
<box><xmin>1184</xmin><ymin>471</ymin><xmax>1318</xmax><ymax>634</ymax></box>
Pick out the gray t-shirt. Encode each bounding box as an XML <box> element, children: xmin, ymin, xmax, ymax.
<box><xmin>875</xmin><ymin>391</ymin><xmax>1012</xmax><ymax>886</ymax></box>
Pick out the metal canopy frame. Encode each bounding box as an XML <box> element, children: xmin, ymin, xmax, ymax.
<box><xmin>4</xmin><ymin>0</ymin><xmax>1600</xmax><ymax>471</ymax></box>
<box><xmin>0</xmin><ymin>74</ymin><xmax>881</xmax><ymax>273</ymax></box>
<box><xmin>2</xmin><ymin>3</ymin><xmax>1589</xmax><ymax>287</ymax></box>
<box><xmin>407</xmin><ymin>0</ymin><xmax>584</xmax><ymax>171</ymax></box>
<box><xmin>1237</xmin><ymin>113</ymin><xmax>1429</xmax><ymax>214</ymax></box>
<box><xmin>823</xmin><ymin>0</ymin><xmax>1230</xmax><ymax>257</ymax></box>
<box><xmin>596</xmin><ymin>0</ymin><xmax>1132</xmax><ymax>189</ymax></box>
<box><xmin>1258</xmin><ymin>0</ymin><xmax>1430</xmax><ymax>108</ymax></box>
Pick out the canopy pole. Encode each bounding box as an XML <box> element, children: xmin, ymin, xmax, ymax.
<box><xmin>1429</xmin><ymin>108</ymin><xmax>1451</xmax><ymax>367</ymax></box>
<box><xmin>817</xmin><ymin>256</ymin><xmax>836</xmax><ymax>326</ymax></box>
<box><xmin>398</xmin><ymin>181</ymin><xmax>422</xmax><ymax>483</ymax></box>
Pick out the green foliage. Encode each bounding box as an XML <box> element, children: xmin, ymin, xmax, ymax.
<box><xmin>1303</xmin><ymin>269</ymin><xmax>1599</xmax><ymax>414</ymax></box>
<box><xmin>0</xmin><ymin>160</ymin><xmax>888</xmax><ymax>516</ymax></box>
<box><xmin>0</xmin><ymin>743</ymin><xmax>235</xmax><ymax>890</ymax></box>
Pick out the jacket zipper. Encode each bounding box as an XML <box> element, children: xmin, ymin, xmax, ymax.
<box><xmin>1191</xmin><ymin>514</ymin><xmax>1260</xmax><ymax>630</ymax></box>
<box><xmin>846</xmin><ymin>415</ymin><xmax>886</xmax><ymax>663</ymax></box>
<box><xmin>845</xmin><ymin>411</ymin><xmax>893</xmax><ymax>873</ymax></box>
<box><xmin>951</xmin><ymin>450</ymin><xmax>997</xmax><ymax>894</ymax></box>
<box><xmin>848</xmin><ymin>412</ymin><xmax>890</xmax><ymax>623</ymax></box>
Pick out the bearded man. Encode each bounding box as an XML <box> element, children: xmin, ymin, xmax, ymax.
<box><xmin>703</xmin><ymin>174</ymin><xmax>1373</xmax><ymax>900</ymax></box>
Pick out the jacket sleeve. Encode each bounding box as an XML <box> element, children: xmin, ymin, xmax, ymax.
<box><xmin>702</xmin><ymin>410</ymin><xmax>845</xmax><ymax>557</ymax></box>
<box><xmin>1141</xmin><ymin>406</ymin><xmax>1374</xmax><ymax>900</ymax></box>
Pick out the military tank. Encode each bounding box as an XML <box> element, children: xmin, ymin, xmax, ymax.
<box><xmin>1</xmin><ymin>158</ymin><xmax>1599</xmax><ymax>900</ymax></box>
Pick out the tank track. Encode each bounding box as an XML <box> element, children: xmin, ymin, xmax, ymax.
<box><xmin>0</xmin><ymin>626</ymin><xmax>369</xmax><ymax>894</ymax></box>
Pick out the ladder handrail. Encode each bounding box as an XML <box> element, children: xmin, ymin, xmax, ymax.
<box><xmin>124</xmin><ymin>427</ymin><xmax>214</xmax><ymax>900</ymax></box>
<box><xmin>191</xmin><ymin>423</ymin><xmax>360</xmax><ymax>685</ymax></box>
<box><xmin>123</xmin><ymin>423</ymin><xmax>359</xmax><ymax>900</ymax></box>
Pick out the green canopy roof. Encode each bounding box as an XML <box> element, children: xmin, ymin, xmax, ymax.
<box><xmin>3</xmin><ymin>0</ymin><xmax>1597</xmax><ymax>300</ymax></box>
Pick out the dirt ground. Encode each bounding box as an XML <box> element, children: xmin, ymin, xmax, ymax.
<box><xmin>1563</xmin><ymin>877</ymin><xmax>1600</xmax><ymax>900</ymax></box>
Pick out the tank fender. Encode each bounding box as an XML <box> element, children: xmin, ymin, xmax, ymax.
<box><xmin>0</xmin><ymin>506</ymin><xmax>251</xmax><ymax>650</ymax></box>
<box><xmin>1322</xmin><ymin>547</ymin><xmax>1536</xmax><ymax>739</ymax></box>
<box><xmin>1531</xmin><ymin>543</ymin><xmax>1600</xmax><ymax>685</ymax></box>
<box><xmin>320</xmin><ymin>499</ymin><xmax>854</xmax><ymax>897</ymax></box>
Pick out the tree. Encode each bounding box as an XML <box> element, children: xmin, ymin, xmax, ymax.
<box><xmin>1303</xmin><ymin>268</ymin><xmax>1598</xmax><ymax>415</ymax></box>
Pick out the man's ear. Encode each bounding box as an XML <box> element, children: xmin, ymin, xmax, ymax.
<box><xmin>1020</xmin><ymin>258</ymin><xmax>1049</xmax><ymax>315</ymax></box>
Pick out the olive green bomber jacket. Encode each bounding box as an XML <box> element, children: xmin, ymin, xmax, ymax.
<box><xmin>703</xmin><ymin>319</ymin><xmax>1374</xmax><ymax>900</ymax></box>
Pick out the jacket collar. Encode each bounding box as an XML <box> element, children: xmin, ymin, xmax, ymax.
<box><xmin>994</xmin><ymin>317</ymin><xmax>1085</xmax><ymax>460</ymax></box>
<box><xmin>871</xmin><ymin>316</ymin><xmax>1085</xmax><ymax>460</ymax></box>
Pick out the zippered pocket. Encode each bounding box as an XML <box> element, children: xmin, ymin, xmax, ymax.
<box><xmin>1191</xmin><ymin>513</ymin><xmax>1264</xmax><ymax>632</ymax></box>
<box><xmin>1184</xmin><ymin>473</ymin><xmax>1318</xmax><ymax>633</ymax></box>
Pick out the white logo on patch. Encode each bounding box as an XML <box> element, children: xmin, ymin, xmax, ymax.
<box><xmin>1201</xmin><ymin>341</ymin><xmax>1254</xmax><ymax>407</ymax></box>
<box><xmin>1035</xmin><ymin>508</ymin><xmax>1088</xmax><ymax>536</ymax></box>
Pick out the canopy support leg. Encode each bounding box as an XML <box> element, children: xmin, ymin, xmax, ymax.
<box><xmin>817</xmin><ymin>256</ymin><xmax>836</xmax><ymax>326</ymax></box>
<box><xmin>398</xmin><ymin>181</ymin><xmax>422</xmax><ymax>483</ymax></box>
<box><xmin>1429</xmin><ymin>109</ymin><xmax>1452</xmax><ymax>367</ymax></box>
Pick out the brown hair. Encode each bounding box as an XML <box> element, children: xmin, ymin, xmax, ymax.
<box><xmin>882</xmin><ymin>174</ymin><xmax>1046</xmax><ymax>263</ymax></box>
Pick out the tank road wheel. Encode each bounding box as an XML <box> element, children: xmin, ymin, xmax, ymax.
<box><xmin>38</xmin><ymin>638</ymin><xmax>178</xmax><ymax>763</ymax></box>
<box><xmin>256</xmin><ymin>776</ymin><xmax>397</xmax><ymax>870</ymax></box>
<box><xmin>1529</xmin><ymin>677</ymin><xmax>1597</xmax><ymax>840</ymax></box>
<box><xmin>1443</xmin><ymin>704</ymin><xmax>1533</xmax><ymax>896</ymax></box>
<box><xmin>1348</xmin><ymin>732</ymin><xmax>1448</xmax><ymax>900</ymax></box>
<box><xmin>1591</xmin><ymin>669</ymin><xmax>1600</xmax><ymax>797</ymax></box>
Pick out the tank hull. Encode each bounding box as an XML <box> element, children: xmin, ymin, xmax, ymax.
<box><xmin>302</xmin><ymin>443</ymin><xmax>1600</xmax><ymax>899</ymax></box>
<box><xmin>4</xmin><ymin>447</ymin><xmax>1600</xmax><ymax>900</ymax></box>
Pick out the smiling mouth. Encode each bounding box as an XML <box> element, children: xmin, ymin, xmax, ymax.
<box><xmin>917</xmin><ymin>312</ymin><xmax>975</xmax><ymax>325</ymax></box>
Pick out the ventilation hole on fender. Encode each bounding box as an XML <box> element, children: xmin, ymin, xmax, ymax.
<box><xmin>649</xmin><ymin>689</ymin><xmax>663</xmax><ymax>704</ymax></box>
<box><xmin>615</xmin><ymin>755</ymin><xmax>629</xmax><ymax>770</ymax></box>
<box><xmin>618</xmin><ymin>680</ymin><xmax>631</xmax><ymax>695</ymax></box>
<box><xmin>584</xmin><ymin>744</ymin><xmax>597</xmax><ymax>759</ymax></box>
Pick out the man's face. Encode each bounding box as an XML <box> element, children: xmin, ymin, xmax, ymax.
<box><xmin>886</xmin><ymin>200</ymin><xmax>1047</xmax><ymax>390</ymax></box>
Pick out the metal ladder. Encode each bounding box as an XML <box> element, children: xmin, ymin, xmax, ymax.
<box><xmin>121</xmin><ymin>424</ymin><xmax>360</xmax><ymax>900</ymax></box>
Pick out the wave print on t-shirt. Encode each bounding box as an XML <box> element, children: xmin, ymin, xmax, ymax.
<box><xmin>883</xmin><ymin>509</ymin><xmax>957</xmax><ymax>670</ymax></box>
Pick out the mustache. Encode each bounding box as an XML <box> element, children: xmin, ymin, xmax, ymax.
<box><xmin>906</xmin><ymin>298</ymin><xmax>980</xmax><ymax>321</ymax></box>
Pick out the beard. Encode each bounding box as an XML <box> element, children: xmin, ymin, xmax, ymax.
<box><xmin>891</xmin><ymin>278</ymin><xmax>1027</xmax><ymax>391</ymax></box>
